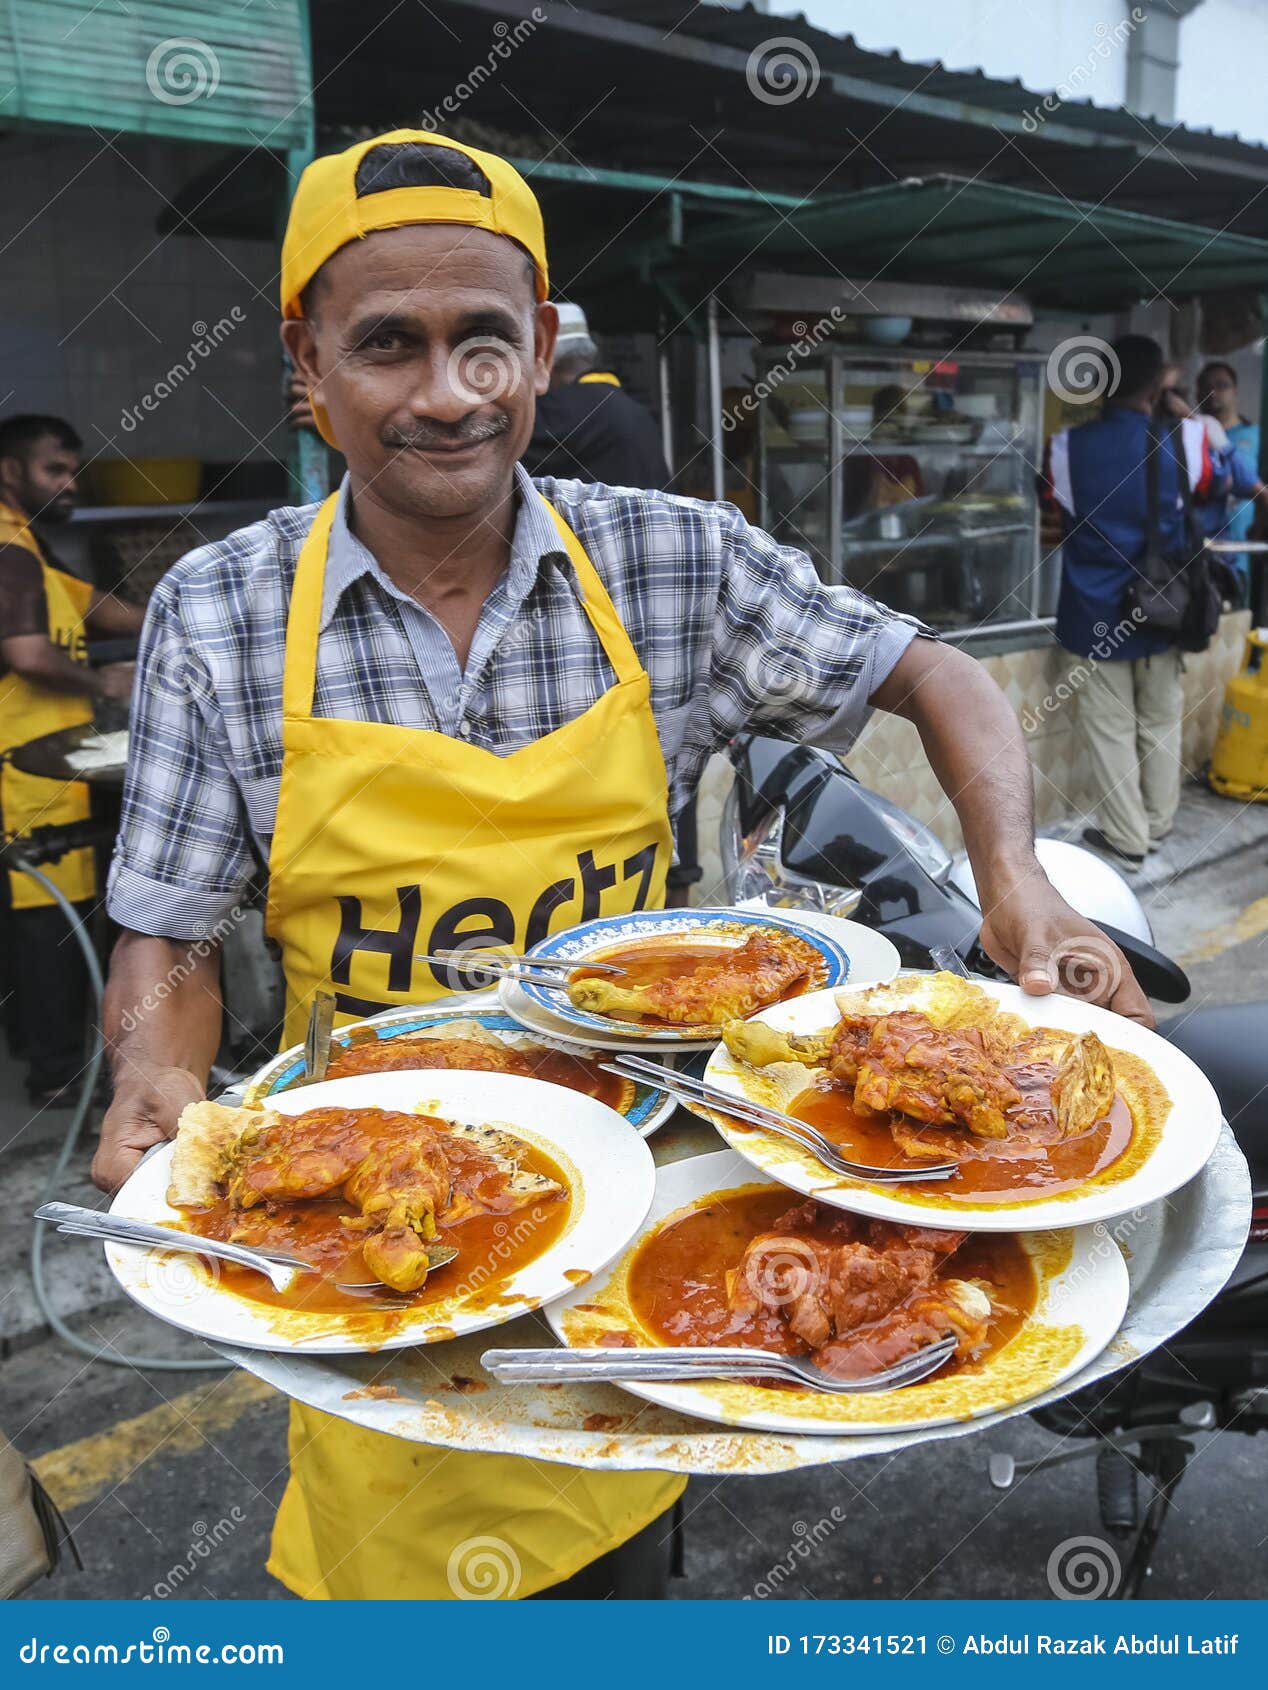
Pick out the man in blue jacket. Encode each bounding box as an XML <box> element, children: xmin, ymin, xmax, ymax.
<box><xmin>1047</xmin><ymin>336</ymin><xmax>1214</xmax><ymax>868</ymax></box>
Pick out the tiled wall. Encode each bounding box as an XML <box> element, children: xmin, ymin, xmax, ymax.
<box><xmin>0</xmin><ymin>133</ymin><xmax>286</xmax><ymax>476</ymax></box>
<box><xmin>694</xmin><ymin>613</ymin><xmax>1253</xmax><ymax>891</ymax></box>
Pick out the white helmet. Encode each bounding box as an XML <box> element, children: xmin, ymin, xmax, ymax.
<box><xmin>948</xmin><ymin>837</ymin><xmax>1153</xmax><ymax>944</ymax></box>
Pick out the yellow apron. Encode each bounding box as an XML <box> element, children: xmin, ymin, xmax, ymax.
<box><xmin>0</xmin><ymin>509</ymin><xmax>96</xmax><ymax>908</ymax></box>
<box><xmin>264</xmin><ymin>492</ymin><xmax>685</xmax><ymax>1599</ymax></box>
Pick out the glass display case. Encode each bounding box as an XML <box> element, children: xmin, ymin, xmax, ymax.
<box><xmin>756</xmin><ymin>345</ymin><xmax>1050</xmax><ymax>631</ymax></box>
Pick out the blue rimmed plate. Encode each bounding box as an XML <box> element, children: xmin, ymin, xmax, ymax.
<box><xmin>519</xmin><ymin>906</ymin><xmax>852</xmax><ymax>1042</ymax></box>
<box><xmin>241</xmin><ymin>1006</ymin><xmax>677</xmax><ymax>1138</ymax></box>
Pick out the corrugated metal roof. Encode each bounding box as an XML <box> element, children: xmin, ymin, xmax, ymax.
<box><xmin>629</xmin><ymin>174</ymin><xmax>1268</xmax><ymax>311</ymax></box>
<box><xmin>581</xmin><ymin>0</ymin><xmax>1268</xmax><ymax>166</ymax></box>
<box><xmin>0</xmin><ymin>0</ymin><xmax>312</xmax><ymax>150</ymax></box>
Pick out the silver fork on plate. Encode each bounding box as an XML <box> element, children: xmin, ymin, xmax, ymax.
<box><xmin>600</xmin><ymin>1055</ymin><xmax>958</xmax><ymax>1182</ymax></box>
<box><xmin>34</xmin><ymin>1202</ymin><xmax>457</xmax><ymax>1299</ymax></box>
<box><xmin>414</xmin><ymin>950</ymin><xmax>628</xmax><ymax>990</ymax></box>
<box><xmin>34</xmin><ymin>1202</ymin><xmax>317</xmax><ymax>1294</ymax></box>
<box><xmin>481</xmin><ymin>1335</ymin><xmax>958</xmax><ymax>1395</ymax></box>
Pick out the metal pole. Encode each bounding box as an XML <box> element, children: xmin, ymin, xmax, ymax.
<box><xmin>280</xmin><ymin>5</ymin><xmax>328</xmax><ymax>506</ymax></box>
<box><xmin>657</xmin><ymin>312</ymin><xmax>675</xmax><ymax>482</ymax></box>
<box><xmin>707</xmin><ymin>293</ymin><xmax>724</xmax><ymax>502</ymax></box>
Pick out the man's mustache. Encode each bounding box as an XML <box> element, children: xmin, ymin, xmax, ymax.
<box><xmin>380</xmin><ymin>414</ymin><xmax>511</xmax><ymax>451</ymax></box>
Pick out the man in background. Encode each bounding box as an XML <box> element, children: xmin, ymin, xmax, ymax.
<box><xmin>1198</xmin><ymin>360</ymin><xmax>1262</xmax><ymax>607</ymax></box>
<box><xmin>1047</xmin><ymin>337</ymin><xmax>1215</xmax><ymax>871</ymax></box>
<box><xmin>522</xmin><ymin>303</ymin><xmax>670</xmax><ymax>491</ymax></box>
<box><xmin>0</xmin><ymin>415</ymin><xmax>140</xmax><ymax>1104</ymax></box>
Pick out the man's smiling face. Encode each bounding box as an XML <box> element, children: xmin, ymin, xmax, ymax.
<box><xmin>282</xmin><ymin>223</ymin><xmax>555</xmax><ymax>522</ymax></box>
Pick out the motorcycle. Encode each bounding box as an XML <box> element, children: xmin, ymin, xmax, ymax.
<box><xmin>721</xmin><ymin>733</ymin><xmax>1262</xmax><ymax>1597</ymax></box>
<box><xmin>721</xmin><ymin>733</ymin><xmax>1189</xmax><ymax>1000</ymax></box>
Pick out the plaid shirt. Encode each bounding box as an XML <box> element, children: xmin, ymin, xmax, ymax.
<box><xmin>108</xmin><ymin>466</ymin><xmax>921</xmax><ymax>939</ymax></box>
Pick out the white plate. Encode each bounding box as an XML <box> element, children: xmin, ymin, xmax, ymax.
<box><xmin>105</xmin><ymin>1070</ymin><xmax>656</xmax><ymax>1354</ymax></box>
<box><xmin>240</xmin><ymin>1005</ymin><xmax>677</xmax><ymax>1138</ymax></box>
<box><xmin>732</xmin><ymin>907</ymin><xmax>900</xmax><ymax>989</ymax></box>
<box><xmin>519</xmin><ymin>907</ymin><xmax>851</xmax><ymax>1040</ymax></box>
<box><xmin>496</xmin><ymin>975</ymin><xmax>719</xmax><ymax>1053</ymax></box>
<box><xmin>704</xmin><ymin>980</ymin><xmax>1222</xmax><ymax>1231</ymax></box>
<box><xmin>497</xmin><ymin>915</ymin><xmax>898</xmax><ymax>1054</ymax></box>
<box><xmin>547</xmin><ymin>1151</ymin><xmax>1129</xmax><ymax>1436</ymax></box>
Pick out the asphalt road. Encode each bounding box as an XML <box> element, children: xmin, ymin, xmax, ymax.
<box><xmin>5</xmin><ymin>838</ymin><xmax>1267</xmax><ymax>1603</ymax></box>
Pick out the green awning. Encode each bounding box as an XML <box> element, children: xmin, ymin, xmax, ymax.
<box><xmin>632</xmin><ymin>175</ymin><xmax>1268</xmax><ymax>312</ymax></box>
<box><xmin>0</xmin><ymin>0</ymin><xmax>312</xmax><ymax>151</ymax></box>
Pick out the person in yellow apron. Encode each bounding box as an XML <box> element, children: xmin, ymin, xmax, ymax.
<box><xmin>0</xmin><ymin>414</ymin><xmax>140</xmax><ymax>1102</ymax></box>
<box><xmin>92</xmin><ymin>129</ymin><xmax>1150</xmax><ymax>1601</ymax></box>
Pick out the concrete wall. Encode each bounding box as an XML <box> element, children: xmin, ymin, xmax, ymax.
<box><xmin>0</xmin><ymin>132</ymin><xmax>285</xmax><ymax>474</ymax></box>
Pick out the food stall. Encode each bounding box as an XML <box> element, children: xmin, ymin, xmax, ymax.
<box><xmin>755</xmin><ymin>325</ymin><xmax>1048</xmax><ymax>630</ymax></box>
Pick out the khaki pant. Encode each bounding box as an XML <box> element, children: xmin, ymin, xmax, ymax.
<box><xmin>1070</xmin><ymin>648</ymin><xmax>1184</xmax><ymax>859</ymax></box>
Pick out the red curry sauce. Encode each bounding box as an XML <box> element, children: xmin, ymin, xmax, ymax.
<box><xmin>789</xmin><ymin>1062</ymin><xmax>1133</xmax><ymax>1203</ymax></box>
<box><xmin>625</xmin><ymin>1189</ymin><xmax>1033</xmax><ymax>1376</ymax></box>
<box><xmin>571</xmin><ymin>939</ymin><xmax>815</xmax><ymax>1027</ymax></box>
<box><xmin>328</xmin><ymin>1034</ymin><xmax>626</xmax><ymax>1110</ymax></box>
<box><xmin>181</xmin><ymin>1114</ymin><xmax>570</xmax><ymax>1315</ymax></box>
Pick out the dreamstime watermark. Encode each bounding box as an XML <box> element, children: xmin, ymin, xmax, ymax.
<box><xmin>447</xmin><ymin>1534</ymin><xmax>522</xmax><ymax>1598</ymax></box>
<box><xmin>18</xmin><ymin>1629</ymin><xmax>282</xmax><ymax>1666</ymax></box>
<box><xmin>739</xmin><ymin>602</ymin><xmax>828</xmax><ymax>711</ymax></box>
<box><xmin>140</xmin><ymin>1247</ymin><xmax>220</xmax><ymax>1303</ymax></box>
<box><xmin>1022</xmin><ymin>11</ymin><xmax>1146</xmax><ymax>132</ymax></box>
<box><xmin>145</xmin><ymin>1509</ymin><xmax>246</xmax><ymax>1599</ymax></box>
<box><xmin>1019</xmin><ymin>609</ymin><xmax>1146</xmax><ymax>733</ymax></box>
<box><xmin>723</xmin><ymin>308</ymin><xmax>845</xmax><ymax>433</ymax></box>
<box><xmin>446</xmin><ymin>336</ymin><xmax>524</xmax><ymax>408</ymax></box>
<box><xmin>146</xmin><ymin>38</ymin><xmax>221</xmax><ymax>106</ymax></box>
<box><xmin>121</xmin><ymin>310</ymin><xmax>247</xmax><ymax>433</ymax></box>
<box><xmin>745</xmin><ymin>1507</ymin><xmax>848</xmax><ymax>1598</ymax></box>
<box><xmin>1047</xmin><ymin>1533</ymin><xmax>1122</xmax><ymax>1598</ymax></box>
<box><xmin>1047</xmin><ymin>334</ymin><xmax>1120</xmax><ymax>405</ymax></box>
<box><xmin>419</xmin><ymin>10</ymin><xmax>547</xmax><ymax>130</ymax></box>
<box><xmin>118</xmin><ymin>903</ymin><xmax>250</xmax><ymax>1035</ymax></box>
<box><xmin>1047</xmin><ymin>1207</ymin><xmax>1147</xmax><ymax>1315</ymax></box>
<box><xmin>1040</xmin><ymin>932</ymin><xmax>1125</xmax><ymax>1001</ymax></box>
<box><xmin>450</xmin><ymin>1203</ymin><xmax>556</xmax><ymax>1302</ymax></box>
<box><xmin>737</xmin><ymin>1235</ymin><xmax>822</xmax><ymax>1309</ymax></box>
<box><xmin>746</xmin><ymin>37</ymin><xmax>821</xmax><ymax>106</ymax></box>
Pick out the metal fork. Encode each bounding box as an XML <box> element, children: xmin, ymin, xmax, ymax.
<box><xmin>481</xmin><ymin>1335</ymin><xmax>958</xmax><ymax>1395</ymax></box>
<box><xmin>600</xmin><ymin>1055</ymin><xmax>958</xmax><ymax>1182</ymax></box>
<box><xmin>414</xmin><ymin>950</ymin><xmax>627</xmax><ymax>990</ymax></box>
<box><xmin>35</xmin><ymin>1201</ymin><xmax>458</xmax><ymax>1298</ymax></box>
<box><xmin>35</xmin><ymin>1202</ymin><xmax>317</xmax><ymax>1294</ymax></box>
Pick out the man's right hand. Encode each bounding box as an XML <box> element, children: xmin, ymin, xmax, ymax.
<box><xmin>92</xmin><ymin>1066</ymin><xmax>205</xmax><ymax>1193</ymax></box>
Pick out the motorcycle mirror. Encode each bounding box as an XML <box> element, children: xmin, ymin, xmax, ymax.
<box><xmin>728</xmin><ymin>735</ymin><xmax>838</xmax><ymax>835</ymax></box>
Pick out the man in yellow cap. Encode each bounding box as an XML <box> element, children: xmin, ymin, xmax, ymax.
<box><xmin>94</xmin><ymin>130</ymin><xmax>1149</xmax><ymax>1599</ymax></box>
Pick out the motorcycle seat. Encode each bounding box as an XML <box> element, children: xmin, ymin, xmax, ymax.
<box><xmin>1159</xmin><ymin>1002</ymin><xmax>1268</xmax><ymax>1183</ymax></box>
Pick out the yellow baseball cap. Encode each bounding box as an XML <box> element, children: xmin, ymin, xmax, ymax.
<box><xmin>280</xmin><ymin>128</ymin><xmax>549</xmax><ymax>320</ymax></box>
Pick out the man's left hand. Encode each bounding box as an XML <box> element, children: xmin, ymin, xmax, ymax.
<box><xmin>979</xmin><ymin>871</ymin><xmax>1154</xmax><ymax>1027</ymax></box>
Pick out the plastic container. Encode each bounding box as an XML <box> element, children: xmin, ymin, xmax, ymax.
<box><xmin>91</xmin><ymin>456</ymin><xmax>202</xmax><ymax>506</ymax></box>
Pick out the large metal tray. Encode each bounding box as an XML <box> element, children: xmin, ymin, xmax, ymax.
<box><xmin>218</xmin><ymin>1113</ymin><xmax>1250</xmax><ymax>1478</ymax></box>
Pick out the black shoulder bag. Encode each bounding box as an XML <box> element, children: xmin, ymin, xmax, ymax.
<box><xmin>1123</xmin><ymin>420</ymin><xmax>1232</xmax><ymax>654</ymax></box>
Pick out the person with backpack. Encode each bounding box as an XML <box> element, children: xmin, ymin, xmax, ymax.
<box><xmin>1046</xmin><ymin>334</ymin><xmax>1267</xmax><ymax>869</ymax></box>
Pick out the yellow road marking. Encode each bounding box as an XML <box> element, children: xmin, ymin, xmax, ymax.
<box><xmin>1177</xmin><ymin>893</ymin><xmax>1268</xmax><ymax>967</ymax></box>
<box><xmin>32</xmin><ymin>1371</ymin><xmax>278</xmax><ymax>1511</ymax></box>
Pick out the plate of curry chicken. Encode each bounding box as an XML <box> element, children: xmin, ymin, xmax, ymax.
<box><xmin>104</xmin><ymin>1070</ymin><xmax>655</xmax><ymax>1353</ymax></box>
<box><xmin>243</xmin><ymin>1008</ymin><xmax>678</xmax><ymax>1136</ymax></box>
<box><xmin>703</xmin><ymin>973</ymin><xmax>1219</xmax><ymax>1230</ymax></box>
<box><xmin>548</xmin><ymin>1150</ymin><xmax>1129</xmax><ymax>1435</ymax></box>
<box><xmin>519</xmin><ymin>907</ymin><xmax>851</xmax><ymax>1042</ymax></box>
